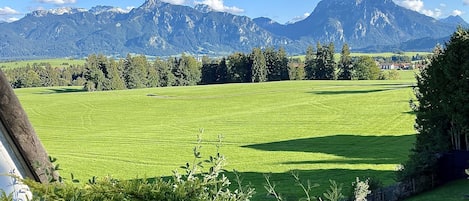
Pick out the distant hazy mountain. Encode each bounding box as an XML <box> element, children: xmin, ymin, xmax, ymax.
<box><xmin>256</xmin><ymin>0</ymin><xmax>458</xmax><ymax>51</ymax></box>
<box><xmin>0</xmin><ymin>0</ymin><xmax>292</xmax><ymax>58</ymax></box>
<box><xmin>0</xmin><ymin>0</ymin><xmax>466</xmax><ymax>59</ymax></box>
<box><xmin>439</xmin><ymin>15</ymin><xmax>469</xmax><ymax>27</ymax></box>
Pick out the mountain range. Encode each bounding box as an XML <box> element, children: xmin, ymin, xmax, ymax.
<box><xmin>0</xmin><ymin>0</ymin><xmax>467</xmax><ymax>59</ymax></box>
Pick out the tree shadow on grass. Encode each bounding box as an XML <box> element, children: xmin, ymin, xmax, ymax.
<box><xmin>403</xmin><ymin>111</ymin><xmax>416</xmax><ymax>115</ymax></box>
<box><xmin>312</xmin><ymin>89</ymin><xmax>390</xmax><ymax>95</ymax></box>
<box><xmin>242</xmin><ymin>134</ymin><xmax>415</xmax><ymax>164</ymax></box>
<box><xmin>311</xmin><ymin>84</ymin><xmax>412</xmax><ymax>95</ymax></box>
<box><xmin>37</xmin><ymin>87</ymin><xmax>86</xmax><ymax>94</ymax></box>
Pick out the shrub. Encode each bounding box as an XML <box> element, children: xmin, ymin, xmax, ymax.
<box><xmin>352</xmin><ymin>177</ymin><xmax>371</xmax><ymax>201</ymax></box>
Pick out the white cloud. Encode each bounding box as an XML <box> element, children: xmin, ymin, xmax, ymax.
<box><xmin>423</xmin><ymin>8</ymin><xmax>442</xmax><ymax>18</ymax></box>
<box><xmin>161</xmin><ymin>0</ymin><xmax>186</xmax><ymax>5</ymax></box>
<box><xmin>464</xmin><ymin>0</ymin><xmax>469</xmax><ymax>6</ymax></box>
<box><xmin>36</xmin><ymin>0</ymin><xmax>77</xmax><ymax>5</ymax></box>
<box><xmin>0</xmin><ymin>7</ymin><xmax>20</xmax><ymax>15</ymax></box>
<box><xmin>394</xmin><ymin>0</ymin><xmax>441</xmax><ymax>18</ymax></box>
<box><xmin>452</xmin><ymin>10</ymin><xmax>463</xmax><ymax>16</ymax></box>
<box><xmin>5</xmin><ymin>17</ymin><xmax>19</xmax><ymax>22</ymax></box>
<box><xmin>0</xmin><ymin>7</ymin><xmax>21</xmax><ymax>22</ymax></box>
<box><xmin>394</xmin><ymin>0</ymin><xmax>424</xmax><ymax>12</ymax></box>
<box><xmin>195</xmin><ymin>0</ymin><xmax>244</xmax><ymax>14</ymax></box>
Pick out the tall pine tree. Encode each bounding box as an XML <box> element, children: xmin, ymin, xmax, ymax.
<box><xmin>402</xmin><ymin>27</ymin><xmax>469</xmax><ymax>179</ymax></box>
<box><xmin>338</xmin><ymin>43</ymin><xmax>353</xmax><ymax>80</ymax></box>
<box><xmin>304</xmin><ymin>45</ymin><xmax>315</xmax><ymax>80</ymax></box>
<box><xmin>228</xmin><ymin>52</ymin><xmax>252</xmax><ymax>83</ymax></box>
<box><xmin>312</xmin><ymin>42</ymin><xmax>336</xmax><ymax>80</ymax></box>
<box><xmin>251</xmin><ymin>48</ymin><xmax>267</xmax><ymax>82</ymax></box>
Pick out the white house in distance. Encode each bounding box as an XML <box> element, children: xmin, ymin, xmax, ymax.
<box><xmin>380</xmin><ymin>63</ymin><xmax>413</xmax><ymax>70</ymax></box>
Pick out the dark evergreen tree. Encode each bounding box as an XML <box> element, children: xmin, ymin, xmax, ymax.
<box><xmin>107</xmin><ymin>59</ymin><xmax>126</xmax><ymax>90</ymax></box>
<box><xmin>338</xmin><ymin>43</ymin><xmax>353</xmax><ymax>80</ymax></box>
<box><xmin>155</xmin><ymin>58</ymin><xmax>175</xmax><ymax>87</ymax></box>
<box><xmin>251</xmin><ymin>47</ymin><xmax>267</xmax><ymax>82</ymax></box>
<box><xmin>264</xmin><ymin>47</ymin><xmax>290</xmax><ymax>81</ymax></box>
<box><xmin>228</xmin><ymin>52</ymin><xmax>252</xmax><ymax>83</ymax></box>
<box><xmin>215</xmin><ymin>58</ymin><xmax>228</xmax><ymax>83</ymax></box>
<box><xmin>277</xmin><ymin>47</ymin><xmax>290</xmax><ymax>80</ymax></box>
<box><xmin>304</xmin><ymin>45</ymin><xmax>315</xmax><ymax>80</ymax></box>
<box><xmin>123</xmin><ymin>54</ymin><xmax>148</xmax><ymax>89</ymax></box>
<box><xmin>83</xmin><ymin>54</ymin><xmax>106</xmax><ymax>91</ymax></box>
<box><xmin>173</xmin><ymin>54</ymin><xmax>201</xmax><ymax>86</ymax></box>
<box><xmin>264</xmin><ymin>47</ymin><xmax>280</xmax><ymax>81</ymax></box>
<box><xmin>312</xmin><ymin>42</ymin><xmax>336</xmax><ymax>80</ymax></box>
<box><xmin>402</xmin><ymin>28</ymin><xmax>469</xmax><ymax>180</ymax></box>
<box><xmin>146</xmin><ymin>65</ymin><xmax>159</xmax><ymax>88</ymax></box>
<box><xmin>201</xmin><ymin>58</ymin><xmax>227</xmax><ymax>84</ymax></box>
<box><xmin>201</xmin><ymin>59</ymin><xmax>218</xmax><ymax>85</ymax></box>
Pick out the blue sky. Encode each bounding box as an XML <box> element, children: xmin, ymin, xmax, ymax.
<box><xmin>0</xmin><ymin>0</ymin><xmax>468</xmax><ymax>23</ymax></box>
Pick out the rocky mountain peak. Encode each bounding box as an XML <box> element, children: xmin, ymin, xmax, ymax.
<box><xmin>30</xmin><ymin>7</ymin><xmax>86</xmax><ymax>17</ymax></box>
<box><xmin>194</xmin><ymin>4</ymin><xmax>213</xmax><ymax>13</ymax></box>
<box><xmin>440</xmin><ymin>15</ymin><xmax>469</xmax><ymax>27</ymax></box>
<box><xmin>89</xmin><ymin>6</ymin><xmax>127</xmax><ymax>15</ymax></box>
<box><xmin>140</xmin><ymin>0</ymin><xmax>166</xmax><ymax>10</ymax></box>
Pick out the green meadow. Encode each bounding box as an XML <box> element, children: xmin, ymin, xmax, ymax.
<box><xmin>15</xmin><ymin>72</ymin><xmax>417</xmax><ymax>200</ymax></box>
<box><xmin>405</xmin><ymin>179</ymin><xmax>469</xmax><ymax>201</ymax></box>
<box><xmin>291</xmin><ymin>52</ymin><xmax>432</xmax><ymax>62</ymax></box>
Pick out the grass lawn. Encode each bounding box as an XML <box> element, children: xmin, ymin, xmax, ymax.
<box><xmin>0</xmin><ymin>58</ymin><xmax>85</xmax><ymax>69</ymax></box>
<box><xmin>405</xmin><ymin>179</ymin><xmax>469</xmax><ymax>201</ymax></box>
<box><xmin>15</xmin><ymin>77</ymin><xmax>416</xmax><ymax>200</ymax></box>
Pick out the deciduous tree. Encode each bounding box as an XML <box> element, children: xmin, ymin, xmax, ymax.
<box><xmin>352</xmin><ymin>56</ymin><xmax>380</xmax><ymax>80</ymax></box>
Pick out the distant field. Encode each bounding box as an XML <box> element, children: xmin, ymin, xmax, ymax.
<box><xmin>291</xmin><ymin>51</ymin><xmax>432</xmax><ymax>62</ymax></box>
<box><xmin>0</xmin><ymin>58</ymin><xmax>85</xmax><ymax>69</ymax></box>
<box><xmin>349</xmin><ymin>51</ymin><xmax>432</xmax><ymax>58</ymax></box>
<box><xmin>1</xmin><ymin>52</ymin><xmax>431</xmax><ymax>69</ymax></box>
<box><xmin>16</xmin><ymin>76</ymin><xmax>417</xmax><ymax>200</ymax></box>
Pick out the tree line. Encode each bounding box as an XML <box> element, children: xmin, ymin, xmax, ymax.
<box><xmin>4</xmin><ymin>63</ymin><xmax>85</xmax><ymax>88</ymax></box>
<box><xmin>3</xmin><ymin>43</ymin><xmax>400</xmax><ymax>90</ymax></box>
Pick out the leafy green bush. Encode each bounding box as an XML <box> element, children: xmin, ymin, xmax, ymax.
<box><xmin>378</xmin><ymin>69</ymin><xmax>401</xmax><ymax>80</ymax></box>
